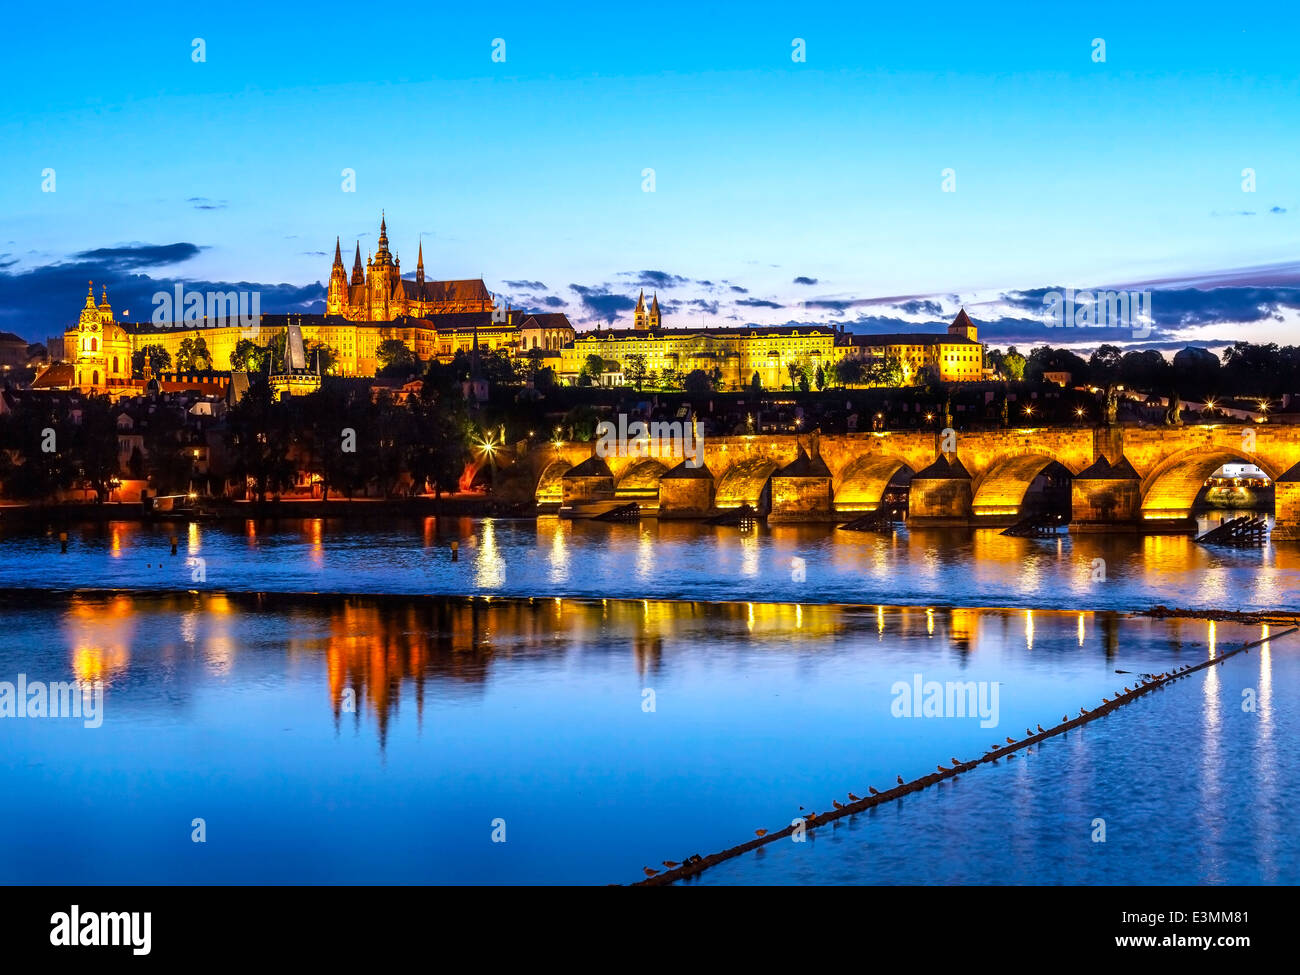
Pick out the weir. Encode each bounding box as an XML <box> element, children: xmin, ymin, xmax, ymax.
<box><xmin>528</xmin><ymin>424</ymin><xmax>1300</xmax><ymax>535</ymax></box>
<box><xmin>633</xmin><ymin>624</ymin><xmax>1298</xmax><ymax>886</ymax></box>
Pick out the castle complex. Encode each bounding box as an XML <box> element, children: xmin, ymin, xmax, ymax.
<box><xmin>35</xmin><ymin>214</ymin><xmax>985</xmax><ymax>397</ymax></box>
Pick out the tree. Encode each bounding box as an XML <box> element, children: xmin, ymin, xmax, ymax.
<box><xmin>229</xmin><ymin>339</ymin><xmax>264</xmax><ymax>372</ymax></box>
<box><xmin>225</xmin><ymin>382</ymin><xmax>296</xmax><ymax>502</ymax></box>
<box><xmin>306</xmin><ymin>341</ymin><xmax>337</xmax><ymax>375</ymax></box>
<box><xmin>868</xmin><ymin>352</ymin><xmax>906</xmax><ymax>387</ymax></box>
<box><xmin>1002</xmin><ymin>351</ymin><xmax>1027</xmax><ymax>381</ymax></box>
<box><xmin>814</xmin><ymin>363</ymin><xmax>826</xmax><ymax>390</ymax></box>
<box><xmin>785</xmin><ymin>361</ymin><xmax>802</xmax><ymax>390</ymax></box>
<box><xmin>835</xmin><ymin>357</ymin><xmax>865</xmax><ymax>388</ymax></box>
<box><xmin>750</xmin><ymin>371</ymin><xmax>762</xmax><ymax>392</ymax></box>
<box><xmin>683</xmin><ymin>369</ymin><xmax>713</xmax><ymax>395</ymax></box>
<box><xmin>623</xmin><ymin>353</ymin><xmax>648</xmax><ymax>391</ymax></box>
<box><xmin>132</xmin><ymin>344</ymin><xmax>172</xmax><ymax>377</ymax></box>
<box><xmin>175</xmin><ymin>336</ymin><xmax>212</xmax><ymax>371</ymax></box>
<box><xmin>376</xmin><ymin>338</ymin><xmax>417</xmax><ymax>374</ymax></box>
<box><xmin>580</xmin><ymin>354</ymin><xmax>605</xmax><ymax>385</ymax></box>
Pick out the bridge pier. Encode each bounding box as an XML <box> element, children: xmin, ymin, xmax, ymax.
<box><xmin>905</xmin><ymin>455</ymin><xmax>973</xmax><ymax>526</ymax></box>
<box><xmin>1272</xmin><ymin>464</ymin><xmax>1300</xmax><ymax>540</ymax></box>
<box><xmin>768</xmin><ymin>449</ymin><xmax>835</xmax><ymax>523</ymax></box>
<box><xmin>658</xmin><ymin>462</ymin><xmax>716</xmax><ymax>518</ymax></box>
<box><xmin>1069</xmin><ymin>455</ymin><xmax>1141</xmax><ymax>533</ymax></box>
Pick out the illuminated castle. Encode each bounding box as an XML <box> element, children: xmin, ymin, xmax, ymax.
<box><xmin>325</xmin><ymin>214</ymin><xmax>495</xmax><ymax>321</ymax></box>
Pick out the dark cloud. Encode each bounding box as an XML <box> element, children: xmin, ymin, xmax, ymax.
<box><xmin>568</xmin><ymin>284</ymin><xmax>636</xmax><ymax>322</ymax></box>
<box><xmin>187</xmin><ymin>197</ymin><xmax>229</xmax><ymax>210</ymax></box>
<box><xmin>687</xmin><ymin>299</ymin><xmax>720</xmax><ymax>314</ymax></box>
<box><xmin>72</xmin><ymin>243</ymin><xmax>203</xmax><ymax>270</ymax></box>
<box><xmin>1271</xmin><ymin>206</ymin><xmax>1287</xmax><ymax>214</ymax></box>
<box><xmin>620</xmin><ymin>270</ymin><xmax>690</xmax><ymax>289</ymax></box>
<box><xmin>729</xmin><ymin>285</ymin><xmax>749</xmax><ymax>294</ymax></box>
<box><xmin>736</xmin><ymin>297</ymin><xmax>784</xmax><ymax>309</ymax></box>
<box><xmin>505</xmin><ymin>279</ymin><xmax>546</xmax><ymax>290</ymax></box>
<box><xmin>0</xmin><ymin>246</ymin><xmax>322</xmax><ymax>340</ymax></box>
<box><xmin>792</xmin><ymin>276</ymin><xmax>818</xmax><ymax>285</ymax></box>
<box><xmin>893</xmin><ymin>299</ymin><xmax>945</xmax><ymax>316</ymax></box>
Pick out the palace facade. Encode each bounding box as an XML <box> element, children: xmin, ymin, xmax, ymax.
<box><xmin>554</xmin><ymin>309</ymin><xmax>984</xmax><ymax>389</ymax></box>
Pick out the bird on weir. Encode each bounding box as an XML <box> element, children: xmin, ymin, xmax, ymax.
<box><xmin>951</xmin><ymin>757</ymin><xmax>962</xmax><ymax>766</ymax></box>
<box><xmin>896</xmin><ymin>775</ymin><xmax>904</xmax><ymax>785</ymax></box>
<box><xmin>1080</xmin><ymin>707</ymin><xmax>1089</xmax><ymax>715</ymax></box>
<box><xmin>1006</xmin><ymin>736</ymin><xmax>1016</xmax><ymax>744</ymax></box>
<box><xmin>832</xmin><ymin>800</ymin><xmax>845</xmax><ymax>810</ymax></box>
<box><xmin>868</xmin><ymin>787</ymin><xmax>880</xmax><ymax>796</ymax></box>
<box><xmin>1038</xmin><ymin>724</ymin><xmax>1046</xmax><ymax>733</ymax></box>
<box><xmin>643</xmin><ymin>866</ymin><xmax>658</xmax><ymax>877</ymax></box>
<box><xmin>754</xmin><ymin>830</ymin><xmax>767</xmax><ymax>838</ymax></box>
<box><xmin>848</xmin><ymin>792</ymin><xmax>862</xmax><ymax>801</ymax></box>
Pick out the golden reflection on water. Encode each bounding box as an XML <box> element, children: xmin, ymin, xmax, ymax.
<box><xmin>475</xmin><ymin>519</ymin><xmax>505</xmax><ymax>589</ymax></box>
<box><xmin>65</xmin><ymin>594</ymin><xmax>135</xmax><ymax>683</ymax></box>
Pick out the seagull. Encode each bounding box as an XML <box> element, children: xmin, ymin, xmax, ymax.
<box><xmin>663</xmin><ymin>860</ymin><xmax>680</xmax><ymax>868</ymax></box>
<box><xmin>868</xmin><ymin>787</ymin><xmax>880</xmax><ymax>796</ymax></box>
<box><xmin>754</xmin><ymin>829</ymin><xmax>767</xmax><ymax>838</ymax></box>
<box><xmin>848</xmin><ymin>792</ymin><xmax>862</xmax><ymax>801</ymax></box>
<box><xmin>896</xmin><ymin>775</ymin><xmax>904</xmax><ymax>785</ymax></box>
<box><xmin>643</xmin><ymin>866</ymin><xmax>659</xmax><ymax>877</ymax></box>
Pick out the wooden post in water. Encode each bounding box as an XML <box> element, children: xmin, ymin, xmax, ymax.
<box><xmin>170</xmin><ymin>536</ymin><xmax>178</xmax><ymax>556</ymax></box>
<box><xmin>59</xmin><ymin>531</ymin><xmax>68</xmax><ymax>554</ymax></box>
<box><xmin>451</xmin><ymin>541</ymin><xmax>459</xmax><ymax>561</ymax></box>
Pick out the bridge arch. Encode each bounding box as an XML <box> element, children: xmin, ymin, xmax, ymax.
<box><xmin>970</xmin><ymin>451</ymin><xmax>1078</xmax><ymax>518</ymax></box>
<box><xmin>1139</xmin><ymin>446</ymin><xmax>1281</xmax><ymax>520</ymax></box>
<box><xmin>833</xmin><ymin>453</ymin><xmax>914</xmax><ymax>513</ymax></box>
<box><xmin>715</xmin><ymin>456</ymin><xmax>779</xmax><ymax>511</ymax></box>
<box><xmin>534</xmin><ymin>458</ymin><xmax>573</xmax><ymax>506</ymax></box>
<box><xmin>615</xmin><ymin>457</ymin><xmax>669</xmax><ymax>499</ymax></box>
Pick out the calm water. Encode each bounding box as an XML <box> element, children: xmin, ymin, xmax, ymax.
<box><xmin>0</xmin><ymin>513</ymin><xmax>1295</xmax><ymax>613</ymax></box>
<box><xmin>0</xmin><ymin>591</ymin><xmax>1293</xmax><ymax>885</ymax></box>
<box><xmin>1</xmin><ymin>516</ymin><xmax>1295</xmax><ymax>885</ymax></box>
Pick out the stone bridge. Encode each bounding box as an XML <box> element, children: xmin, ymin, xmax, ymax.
<box><xmin>526</xmin><ymin>424</ymin><xmax>1300</xmax><ymax>536</ymax></box>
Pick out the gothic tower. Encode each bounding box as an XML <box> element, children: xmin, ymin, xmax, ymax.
<box><xmin>326</xmin><ymin>237</ymin><xmax>349</xmax><ymax>315</ymax></box>
<box><xmin>649</xmin><ymin>292</ymin><xmax>661</xmax><ymax>329</ymax></box>
<box><xmin>634</xmin><ymin>290</ymin><xmax>648</xmax><ymax>330</ymax></box>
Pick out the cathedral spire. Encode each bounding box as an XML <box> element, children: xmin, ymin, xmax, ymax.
<box><xmin>333</xmin><ymin>236</ymin><xmax>343</xmax><ymax>267</ymax></box>
<box><xmin>416</xmin><ymin>239</ymin><xmax>425</xmax><ymax>289</ymax></box>
<box><xmin>377</xmin><ymin>212</ymin><xmax>388</xmax><ymax>252</ymax></box>
<box><xmin>351</xmin><ymin>242</ymin><xmax>364</xmax><ymax>284</ymax></box>
<box><xmin>85</xmin><ymin>281</ymin><xmax>96</xmax><ymax>308</ymax></box>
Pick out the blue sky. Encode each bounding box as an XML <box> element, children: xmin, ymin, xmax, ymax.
<box><xmin>2</xmin><ymin>1</ymin><xmax>1298</xmax><ymax>348</ymax></box>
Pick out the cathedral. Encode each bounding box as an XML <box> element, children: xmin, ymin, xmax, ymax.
<box><xmin>325</xmin><ymin>214</ymin><xmax>495</xmax><ymax>321</ymax></box>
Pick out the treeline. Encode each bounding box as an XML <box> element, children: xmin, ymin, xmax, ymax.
<box><xmin>985</xmin><ymin>342</ymin><xmax>1300</xmax><ymax>400</ymax></box>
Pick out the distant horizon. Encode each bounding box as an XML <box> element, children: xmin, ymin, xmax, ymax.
<box><xmin>4</xmin><ymin>2</ymin><xmax>1298</xmax><ymax>352</ymax></box>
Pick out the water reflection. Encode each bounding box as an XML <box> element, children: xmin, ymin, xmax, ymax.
<box><xmin>3</xmin><ymin>590</ymin><xmax>1293</xmax><ymax>884</ymax></box>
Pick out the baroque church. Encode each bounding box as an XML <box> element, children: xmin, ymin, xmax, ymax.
<box><xmin>325</xmin><ymin>214</ymin><xmax>495</xmax><ymax>321</ymax></box>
